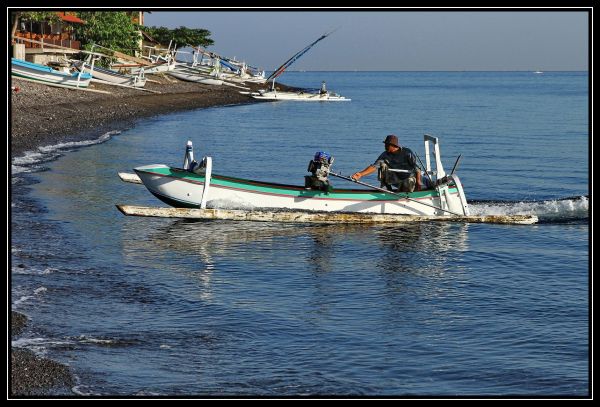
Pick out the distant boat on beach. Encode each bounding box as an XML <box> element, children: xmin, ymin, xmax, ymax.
<box><xmin>73</xmin><ymin>58</ymin><xmax>147</xmax><ymax>88</ymax></box>
<box><xmin>167</xmin><ymin>69</ymin><xmax>223</xmax><ymax>86</ymax></box>
<box><xmin>11</xmin><ymin>58</ymin><xmax>92</xmax><ymax>89</ymax></box>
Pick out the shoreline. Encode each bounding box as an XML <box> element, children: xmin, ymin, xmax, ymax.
<box><xmin>10</xmin><ymin>311</ymin><xmax>75</xmax><ymax>396</ymax></box>
<box><xmin>10</xmin><ymin>76</ymin><xmax>270</xmax><ymax>158</ymax></box>
<box><xmin>9</xmin><ymin>74</ymin><xmax>284</xmax><ymax>397</ymax></box>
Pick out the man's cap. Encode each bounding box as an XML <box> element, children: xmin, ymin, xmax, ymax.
<box><xmin>383</xmin><ymin>134</ymin><xmax>399</xmax><ymax>147</ymax></box>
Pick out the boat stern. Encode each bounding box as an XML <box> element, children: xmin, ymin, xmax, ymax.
<box><xmin>446</xmin><ymin>175</ymin><xmax>470</xmax><ymax>216</ymax></box>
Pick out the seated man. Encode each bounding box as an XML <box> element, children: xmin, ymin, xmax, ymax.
<box><xmin>351</xmin><ymin>134</ymin><xmax>421</xmax><ymax>192</ymax></box>
<box><xmin>319</xmin><ymin>81</ymin><xmax>327</xmax><ymax>95</ymax></box>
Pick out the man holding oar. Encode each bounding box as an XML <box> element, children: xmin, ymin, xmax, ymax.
<box><xmin>351</xmin><ymin>134</ymin><xmax>422</xmax><ymax>192</ymax></box>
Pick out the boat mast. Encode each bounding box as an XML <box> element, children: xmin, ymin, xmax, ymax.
<box><xmin>265</xmin><ymin>29</ymin><xmax>336</xmax><ymax>83</ymax></box>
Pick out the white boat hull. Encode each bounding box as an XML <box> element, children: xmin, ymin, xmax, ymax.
<box><xmin>251</xmin><ymin>90</ymin><xmax>350</xmax><ymax>101</ymax></box>
<box><xmin>131</xmin><ymin>63</ymin><xmax>174</xmax><ymax>74</ymax></box>
<box><xmin>168</xmin><ymin>70</ymin><xmax>223</xmax><ymax>85</ymax></box>
<box><xmin>134</xmin><ymin>164</ymin><xmax>468</xmax><ymax>216</ymax></box>
<box><xmin>85</xmin><ymin>64</ymin><xmax>146</xmax><ymax>87</ymax></box>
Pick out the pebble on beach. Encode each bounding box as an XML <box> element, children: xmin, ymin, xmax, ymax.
<box><xmin>10</xmin><ymin>311</ymin><xmax>75</xmax><ymax>396</ymax></box>
<box><xmin>11</xmin><ymin>349</ymin><xmax>75</xmax><ymax>396</ymax></box>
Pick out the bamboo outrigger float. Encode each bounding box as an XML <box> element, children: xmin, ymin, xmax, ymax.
<box><xmin>116</xmin><ymin>204</ymin><xmax>538</xmax><ymax>225</ymax></box>
<box><xmin>116</xmin><ymin>135</ymin><xmax>538</xmax><ymax>225</ymax></box>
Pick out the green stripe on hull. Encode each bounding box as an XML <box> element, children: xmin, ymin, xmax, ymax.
<box><xmin>141</xmin><ymin>166</ymin><xmax>456</xmax><ymax>201</ymax></box>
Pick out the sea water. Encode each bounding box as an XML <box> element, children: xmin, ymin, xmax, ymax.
<box><xmin>11</xmin><ymin>71</ymin><xmax>589</xmax><ymax>396</ymax></box>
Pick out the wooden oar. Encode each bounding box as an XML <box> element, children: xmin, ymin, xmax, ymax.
<box><xmin>329</xmin><ymin>171</ymin><xmax>464</xmax><ymax>216</ymax></box>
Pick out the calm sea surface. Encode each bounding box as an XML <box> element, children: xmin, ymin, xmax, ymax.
<box><xmin>11</xmin><ymin>71</ymin><xmax>589</xmax><ymax>396</ymax></box>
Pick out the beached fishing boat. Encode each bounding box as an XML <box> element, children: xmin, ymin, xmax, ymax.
<box><xmin>167</xmin><ymin>69</ymin><xmax>223</xmax><ymax>85</ymax></box>
<box><xmin>11</xmin><ymin>57</ymin><xmax>92</xmax><ymax>88</ymax></box>
<box><xmin>74</xmin><ymin>59</ymin><xmax>146</xmax><ymax>88</ymax></box>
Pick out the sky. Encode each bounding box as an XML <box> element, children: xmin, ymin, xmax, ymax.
<box><xmin>143</xmin><ymin>10</ymin><xmax>589</xmax><ymax>72</ymax></box>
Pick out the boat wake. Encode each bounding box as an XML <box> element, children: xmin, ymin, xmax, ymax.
<box><xmin>468</xmin><ymin>196</ymin><xmax>589</xmax><ymax>224</ymax></box>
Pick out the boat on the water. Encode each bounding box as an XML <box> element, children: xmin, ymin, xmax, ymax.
<box><xmin>249</xmin><ymin>80</ymin><xmax>350</xmax><ymax>101</ymax></box>
<box><xmin>118</xmin><ymin>135</ymin><xmax>537</xmax><ymax>224</ymax></box>
<box><xmin>130</xmin><ymin>135</ymin><xmax>471</xmax><ymax>216</ymax></box>
<box><xmin>11</xmin><ymin>57</ymin><xmax>92</xmax><ymax>88</ymax></box>
<box><xmin>250</xmin><ymin>89</ymin><xmax>350</xmax><ymax>102</ymax></box>
<box><xmin>133</xmin><ymin>163</ymin><xmax>466</xmax><ymax>216</ymax></box>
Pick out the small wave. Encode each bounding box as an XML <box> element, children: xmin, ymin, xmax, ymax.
<box><xmin>12</xmin><ymin>334</ymin><xmax>138</xmax><ymax>357</ymax></box>
<box><xmin>469</xmin><ymin>196</ymin><xmax>588</xmax><ymax>223</ymax></box>
<box><xmin>33</xmin><ymin>286</ymin><xmax>47</xmax><ymax>295</ymax></box>
<box><xmin>13</xmin><ymin>295</ymin><xmax>33</xmax><ymax>307</ymax></box>
<box><xmin>12</xmin><ymin>285</ymin><xmax>49</xmax><ymax>306</ymax></box>
<box><xmin>73</xmin><ymin>335</ymin><xmax>120</xmax><ymax>346</ymax></box>
<box><xmin>12</xmin><ymin>337</ymin><xmax>76</xmax><ymax>355</ymax></box>
<box><xmin>38</xmin><ymin>130</ymin><xmax>117</xmax><ymax>153</ymax></box>
<box><xmin>72</xmin><ymin>384</ymin><xmax>102</xmax><ymax>397</ymax></box>
<box><xmin>11</xmin><ymin>130</ymin><xmax>120</xmax><ymax>175</ymax></box>
<box><xmin>68</xmin><ymin>335</ymin><xmax>139</xmax><ymax>347</ymax></box>
<box><xmin>12</xmin><ymin>265</ymin><xmax>59</xmax><ymax>275</ymax></box>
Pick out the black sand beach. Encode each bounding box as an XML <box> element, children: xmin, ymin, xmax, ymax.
<box><xmin>9</xmin><ymin>74</ymin><xmax>295</xmax><ymax>396</ymax></box>
<box><xmin>11</xmin><ymin>76</ymin><xmax>264</xmax><ymax>157</ymax></box>
<box><xmin>10</xmin><ymin>311</ymin><xmax>75</xmax><ymax>396</ymax></box>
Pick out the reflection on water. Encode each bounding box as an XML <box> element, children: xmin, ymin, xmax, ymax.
<box><xmin>120</xmin><ymin>217</ymin><xmax>470</xmax><ymax>309</ymax></box>
<box><xmin>375</xmin><ymin>222</ymin><xmax>470</xmax><ymax>273</ymax></box>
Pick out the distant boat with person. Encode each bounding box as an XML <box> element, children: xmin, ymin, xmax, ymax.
<box><xmin>251</xmin><ymin>29</ymin><xmax>349</xmax><ymax>101</ymax></box>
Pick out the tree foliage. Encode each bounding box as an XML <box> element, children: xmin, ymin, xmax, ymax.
<box><xmin>144</xmin><ymin>26</ymin><xmax>214</xmax><ymax>49</ymax></box>
<box><xmin>11</xmin><ymin>11</ymin><xmax>215</xmax><ymax>58</ymax></box>
<box><xmin>14</xmin><ymin>11</ymin><xmax>61</xmax><ymax>24</ymax></box>
<box><xmin>11</xmin><ymin>11</ymin><xmax>60</xmax><ymax>38</ymax></box>
<box><xmin>72</xmin><ymin>12</ymin><xmax>142</xmax><ymax>55</ymax></box>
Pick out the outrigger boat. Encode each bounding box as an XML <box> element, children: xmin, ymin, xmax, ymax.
<box><xmin>73</xmin><ymin>57</ymin><xmax>147</xmax><ymax>88</ymax></box>
<box><xmin>117</xmin><ymin>135</ymin><xmax>538</xmax><ymax>224</ymax></box>
<box><xmin>11</xmin><ymin>57</ymin><xmax>92</xmax><ymax>89</ymax></box>
<box><xmin>247</xmin><ymin>31</ymin><xmax>349</xmax><ymax>101</ymax></box>
<box><xmin>167</xmin><ymin>69</ymin><xmax>224</xmax><ymax>86</ymax></box>
<box><xmin>249</xmin><ymin>86</ymin><xmax>350</xmax><ymax>102</ymax></box>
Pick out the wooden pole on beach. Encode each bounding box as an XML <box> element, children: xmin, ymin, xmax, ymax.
<box><xmin>90</xmin><ymin>78</ymin><xmax>161</xmax><ymax>94</ymax></box>
<box><xmin>11</xmin><ymin>76</ymin><xmax>112</xmax><ymax>94</ymax></box>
